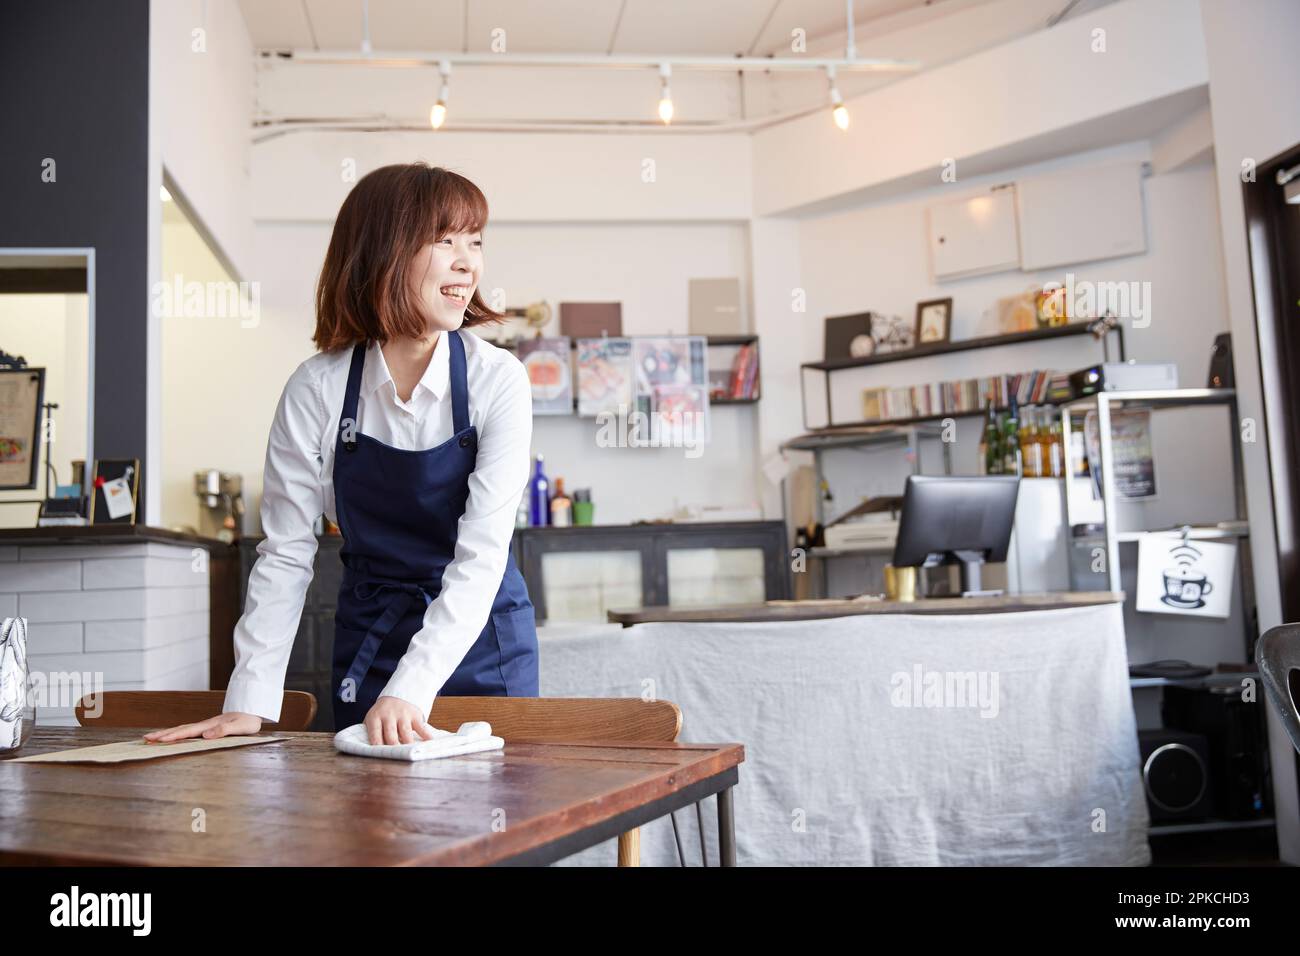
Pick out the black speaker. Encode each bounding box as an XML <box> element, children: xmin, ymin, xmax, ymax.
<box><xmin>1162</xmin><ymin>685</ymin><xmax>1271</xmax><ymax>820</ymax></box>
<box><xmin>1138</xmin><ymin>729</ymin><xmax>1213</xmax><ymax>822</ymax></box>
<box><xmin>1207</xmin><ymin>333</ymin><xmax>1234</xmax><ymax>388</ymax></box>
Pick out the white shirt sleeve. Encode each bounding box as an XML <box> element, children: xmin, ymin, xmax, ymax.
<box><xmin>222</xmin><ymin>363</ymin><xmax>325</xmax><ymax>723</ymax></box>
<box><xmin>379</xmin><ymin>356</ymin><xmax>533</xmax><ymax>717</ymax></box>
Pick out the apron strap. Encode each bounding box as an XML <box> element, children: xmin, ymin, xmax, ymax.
<box><xmin>339</xmin><ymin>342</ymin><xmax>367</xmax><ymax>452</ymax></box>
<box><xmin>339</xmin><ymin>580</ymin><xmax>435</xmax><ymax>701</ymax></box>
<box><xmin>449</xmin><ymin>329</ymin><xmax>470</xmax><ymax>435</ymax></box>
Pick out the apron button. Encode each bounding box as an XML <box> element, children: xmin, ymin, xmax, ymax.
<box><xmin>459</xmin><ymin>435</ymin><xmax>472</xmax><ymax>448</ymax></box>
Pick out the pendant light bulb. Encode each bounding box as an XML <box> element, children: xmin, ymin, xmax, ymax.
<box><xmin>826</xmin><ymin>65</ymin><xmax>849</xmax><ymax>130</ymax></box>
<box><xmin>657</xmin><ymin>63</ymin><xmax>673</xmax><ymax>125</ymax></box>
<box><xmin>430</xmin><ymin>60</ymin><xmax>451</xmax><ymax>130</ymax></box>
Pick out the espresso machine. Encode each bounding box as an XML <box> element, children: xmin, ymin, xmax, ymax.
<box><xmin>194</xmin><ymin>469</ymin><xmax>245</xmax><ymax>543</ymax></box>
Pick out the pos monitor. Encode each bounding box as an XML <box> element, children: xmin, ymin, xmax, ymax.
<box><xmin>891</xmin><ymin>475</ymin><xmax>1020</xmax><ymax>596</ymax></box>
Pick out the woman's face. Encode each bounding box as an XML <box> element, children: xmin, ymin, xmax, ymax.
<box><xmin>409</xmin><ymin>230</ymin><xmax>483</xmax><ymax>334</ymax></box>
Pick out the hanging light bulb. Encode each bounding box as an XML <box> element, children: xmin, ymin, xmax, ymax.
<box><xmin>657</xmin><ymin>63</ymin><xmax>673</xmax><ymax>125</ymax></box>
<box><xmin>826</xmin><ymin>65</ymin><xmax>849</xmax><ymax>130</ymax></box>
<box><xmin>430</xmin><ymin>60</ymin><xmax>451</xmax><ymax>129</ymax></box>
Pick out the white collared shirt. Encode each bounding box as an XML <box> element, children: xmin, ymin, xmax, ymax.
<box><xmin>222</xmin><ymin>330</ymin><xmax>533</xmax><ymax>723</ymax></box>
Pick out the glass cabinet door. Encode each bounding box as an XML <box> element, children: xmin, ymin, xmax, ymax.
<box><xmin>540</xmin><ymin>550</ymin><xmax>643</xmax><ymax>622</ymax></box>
<box><xmin>665</xmin><ymin>547</ymin><xmax>766</xmax><ymax>607</ymax></box>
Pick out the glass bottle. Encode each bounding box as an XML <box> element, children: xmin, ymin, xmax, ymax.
<box><xmin>1001</xmin><ymin>398</ymin><xmax>1022</xmax><ymax>476</ymax></box>
<box><xmin>529</xmin><ymin>454</ymin><xmax>550</xmax><ymax>526</ymax></box>
<box><xmin>550</xmin><ymin>477</ymin><xmax>572</xmax><ymax>527</ymax></box>
<box><xmin>1020</xmin><ymin>406</ymin><xmax>1042</xmax><ymax>478</ymax></box>
<box><xmin>983</xmin><ymin>403</ymin><xmax>1002</xmax><ymax>475</ymax></box>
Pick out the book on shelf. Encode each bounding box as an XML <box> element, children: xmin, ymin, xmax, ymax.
<box><xmin>712</xmin><ymin>341</ymin><xmax>760</xmax><ymax>400</ymax></box>
<box><xmin>861</xmin><ymin>368</ymin><xmax>1064</xmax><ymax>423</ymax></box>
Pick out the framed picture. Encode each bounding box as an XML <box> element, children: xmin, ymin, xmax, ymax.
<box><xmin>870</xmin><ymin>313</ymin><xmax>916</xmax><ymax>354</ymax></box>
<box><xmin>0</xmin><ymin>366</ymin><xmax>45</xmax><ymax>490</ymax></box>
<box><xmin>89</xmin><ymin>458</ymin><xmax>140</xmax><ymax>525</ymax></box>
<box><xmin>916</xmin><ymin>298</ymin><xmax>953</xmax><ymax>345</ymax></box>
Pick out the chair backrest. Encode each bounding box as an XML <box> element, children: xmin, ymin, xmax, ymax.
<box><xmin>74</xmin><ymin>690</ymin><xmax>318</xmax><ymax>732</ymax></box>
<box><xmin>428</xmin><ymin>696</ymin><xmax>681</xmax><ymax>743</ymax></box>
<box><xmin>1256</xmin><ymin>623</ymin><xmax>1300</xmax><ymax>754</ymax></box>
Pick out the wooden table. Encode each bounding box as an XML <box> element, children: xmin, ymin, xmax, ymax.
<box><xmin>608</xmin><ymin>591</ymin><xmax>1126</xmax><ymax>626</ymax></box>
<box><xmin>0</xmin><ymin>728</ymin><xmax>743</xmax><ymax>866</ymax></box>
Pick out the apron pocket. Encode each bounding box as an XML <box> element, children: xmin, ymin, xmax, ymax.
<box><xmin>491</xmin><ymin>605</ymin><xmax>538</xmax><ymax>694</ymax></box>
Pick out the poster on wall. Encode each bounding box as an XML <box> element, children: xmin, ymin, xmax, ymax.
<box><xmin>1085</xmin><ymin>408</ymin><xmax>1157</xmax><ymax>500</ymax></box>
<box><xmin>1135</xmin><ymin>532</ymin><xmax>1235</xmax><ymax>618</ymax></box>
<box><xmin>0</xmin><ymin>368</ymin><xmax>44</xmax><ymax>490</ymax></box>
<box><xmin>517</xmin><ymin>336</ymin><xmax>572</xmax><ymax>415</ymax></box>
<box><xmin>575</xmin><ymin>337</ymin><xmax>633</xmax><ymax>417</ymax></box>
<box><xmin>631</xmin><ymin>336</ymin><xmax>710</xmax><ymax>445</ymax></box>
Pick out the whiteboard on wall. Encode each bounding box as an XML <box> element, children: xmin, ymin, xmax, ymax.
<box><xmin>1016</xmin><ymin>162</ymin><xmax>1147</xmax><ymax>271</ymax></box>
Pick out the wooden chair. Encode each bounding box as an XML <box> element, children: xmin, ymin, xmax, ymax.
<box><xmin>429</xmin><ymin>696</ymin><xmax>683</xmax><ymax>866</ymax></box>
<box><xmin>73</xmin><ymin>690</ymin><xmax>318</xmax><ymax>732</ymax></box>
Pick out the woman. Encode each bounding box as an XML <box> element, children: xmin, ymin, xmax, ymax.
<box><xmin>146</xmin><ymin>164</ymin><xmax>538</xmax><ymax>747</ymax></box>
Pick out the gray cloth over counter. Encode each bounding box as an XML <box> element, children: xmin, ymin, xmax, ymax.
<box><xmin>537</xmin><ymin>603</ymin><xmax>1150</xmax><ymax>866</ymax></box>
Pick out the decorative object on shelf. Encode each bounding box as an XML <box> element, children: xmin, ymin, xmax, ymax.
<box><xmin>89</xmin><ymin>458</ymin><xmax>140</xmax><ymax>525</ymax></box>
<box><xmin>715</xmin><ymin>341</ymin><xmax>759</xmax><ymax>401</ymax></box>
<box><xmin>518</xmin><ymin>336</ymin><xmax>573</xmax><ymax>415</ymax></box>
<box><xmin>823</xmin><ymin>311</ymin><xmax>876</xmax><ymax>361</ymax></box>
<box><xmin>486</xmin><ymin>301</ymin><xmax>552</xmax><ymax>344</ymax></box>
<box><xmin>1035</xmin><ymin>282</ymin><xmax>1070</xmax><ymax>327</ymax></box>
<box><xmin>869</xmin><ymin>312</ymin><xmax>915</xmax><ymax>354</ymax></box>
<box><xmin>560</xmin><ymin>301</ymin><xmax>622</xmax><ymax>339</ymax></box>
<box><xmin>576</xmin><ymin>336</ymin><xmax>633</xmax><ymax>417</ymax></box>
<box><xmin>688</xmin><ymin>278</ymin><xmax>745</xmax><ymax>335</ymax></box>
<box><xmin>1207</xmin><ymin>333</ymin><xmax>1234</xmax><ymax>388</ymax></box>
<box><xmin>1136</xmin><ymin>529</ymin><xmax>1236</xmax><ymax>619</ymax></box>
<box><xmin>915</xmin><ymin>297</ymin><xmax>952</xmax><ymax>345</ymax></box>
<box><xmin>990</xmin><ymin>288</ymin><xmax>1039</xmax><ymax>334</ymax></box>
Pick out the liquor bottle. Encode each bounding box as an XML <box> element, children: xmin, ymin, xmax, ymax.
<box><xmin>1048</xmin><ymin>413</ymin><xmax>1065</xmax><ymax>478</ymax></box>
<box><xmin>982</xmin><ymin>404</ymin><xmax>1002</xmax><ymax>475</ymax></box>
<box><xmin>550</xmin><ymin>477</ymin><xmax>572</xmax><ymax>527</ymax></box>
<box><xmin>1020</xmin><ymin>406</ymin><xmax>1042</xmax><ymax>478</ymax></box>
<box><xmin>1001</xmin><ymin>398</ymin><xmax>1022</xmax><ymax>476</ymax></box>
<box><xmin>529</xmin><ymin>454</ymin><xmax>550</xmax><ymax>526</ymax></box>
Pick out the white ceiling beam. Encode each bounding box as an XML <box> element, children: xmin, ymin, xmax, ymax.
<box><xmin>271</xmin><ymin>49</ymin><xmax>920</xmax><ymax>72</ymax></box>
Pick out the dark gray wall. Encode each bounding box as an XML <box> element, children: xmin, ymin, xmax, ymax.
<box><xmin>0</xmin><ymin>0</ymin><xmax>150</xmax><ymax>501</ymax></box>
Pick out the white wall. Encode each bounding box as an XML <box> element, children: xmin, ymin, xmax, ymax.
<box><xmin>1200</xmin><ymin>0</ymin><xmax>1300</xmax><ymax>865</ymax></box>
<box><xmin>752</xmin><ymin>0</ymin><xmax>1208</xmax><ymax>215</ymax></box>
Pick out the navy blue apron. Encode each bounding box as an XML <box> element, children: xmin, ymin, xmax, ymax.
<box><xmin>330</xmin><ymin>328</ymin><xmax>539</xmax><ymax>731</ymax></box>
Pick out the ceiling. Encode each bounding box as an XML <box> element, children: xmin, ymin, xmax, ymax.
<box><xmin>238</xmin><ymin>0</ymin><xmax>957</xmax><ymax>56</ymax></box>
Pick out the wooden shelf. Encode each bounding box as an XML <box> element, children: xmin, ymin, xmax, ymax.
<box><xmin>803</xmin><ymin>321</ymin><xmax>1109</xmax><ymax>372</ymax></box>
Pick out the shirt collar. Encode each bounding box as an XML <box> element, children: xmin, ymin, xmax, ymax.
<box><xmin>362</xmin><ymin>335</ymin><xmax>450</xmax><ymax>403</ymax></box>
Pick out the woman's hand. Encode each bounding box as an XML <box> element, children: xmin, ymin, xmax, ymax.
<box><xmin>366</xmin><ymin>695</ymin><xmax>439</xmax><ymax>745</ymax></box>
<box><xmin>143</xmin><ymin>712</ymin><xmax>263</xmax><ymax>743</ymax></box>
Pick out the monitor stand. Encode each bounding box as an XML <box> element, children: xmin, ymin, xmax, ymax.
<box><xmin>952</xmin><ymin>549</ymin><xmax>1003</xmax><ymax>599</ymax></box>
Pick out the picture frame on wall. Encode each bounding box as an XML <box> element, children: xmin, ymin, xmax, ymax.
<box><xmin>0</xmin><ymin>366</ymin><xmax>45</xmax><ymax>490</ymax></box>
<box><xmin>916</xmin><ymin>298</ymin><xmax>953</xmax><ymax>345</ymax></box>
<box><xmin>89</xmin><ymin>458</ymin><xmax>141</xmax><ymax>525</ymax></box>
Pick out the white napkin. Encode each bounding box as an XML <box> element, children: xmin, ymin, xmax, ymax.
<box><xmin>332</xmin><ymin>720</ymin><xmax>504</xmax><ymax>761</ymax></box>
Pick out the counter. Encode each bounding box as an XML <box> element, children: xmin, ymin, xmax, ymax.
<box><xmin>0</xmin><ymin>524</ymin><xmax>232</xmax><ymax>726</ymax></box>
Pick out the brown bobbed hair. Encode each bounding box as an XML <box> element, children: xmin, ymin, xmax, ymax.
<box><xmin>313</xmin><ymin>163</ymin><xmax>506</xmax><ymax>351</ymax></box>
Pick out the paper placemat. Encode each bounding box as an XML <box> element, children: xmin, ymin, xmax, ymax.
<box><xmin>11</xmin><ymin>735</ymin><xmax>288</xmax><ymax>764</ymax></box>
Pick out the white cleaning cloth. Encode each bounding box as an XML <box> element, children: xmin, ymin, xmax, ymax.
<box><xmin>332</xmin><ymin>720</ymin><xmax>504</xmax><ymax>761</ymax></box>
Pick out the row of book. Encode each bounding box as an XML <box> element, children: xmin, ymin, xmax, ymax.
<box><xmin>709</xmin><ymin>342</ymin><xmax>760</xmax><ymax>401</ymax></box>
<box><xmin>860</xmin><ymin>369</ymin><xmax>1071</xmax><ymax>422</ymax></box>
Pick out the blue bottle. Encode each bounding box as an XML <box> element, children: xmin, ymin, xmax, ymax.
<box><xmin>529</xmin><ymin>454</ymin><xmax>550</xmax><ymax>527</ymax></box>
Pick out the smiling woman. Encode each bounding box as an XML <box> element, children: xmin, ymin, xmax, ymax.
<box><xmin>145</xmin><ymin>162</ymin><xmax>538</xmax><ymax>749</ymax></box>
<box><xmin>313</xmin><ymin>164</ymin><xmax>504</xmax><ymax>350</ymax></box>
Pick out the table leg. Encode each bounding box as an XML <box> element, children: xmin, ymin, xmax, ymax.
<box><xmin>717</xmin><ymin>786</ymin><xmax>736</xmax><ymax>866</ymax></box>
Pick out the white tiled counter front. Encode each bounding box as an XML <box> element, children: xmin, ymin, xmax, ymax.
<box><xmin>0</xmin><ymin>535</ymin><xmax>211</xmax><ymax>726</ymax></box>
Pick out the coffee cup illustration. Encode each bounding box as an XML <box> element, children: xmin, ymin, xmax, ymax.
<box><xmin>1161</xmin><ymin>566</ymin><xmax>1213</xmax><ymax>609</ymax></box>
